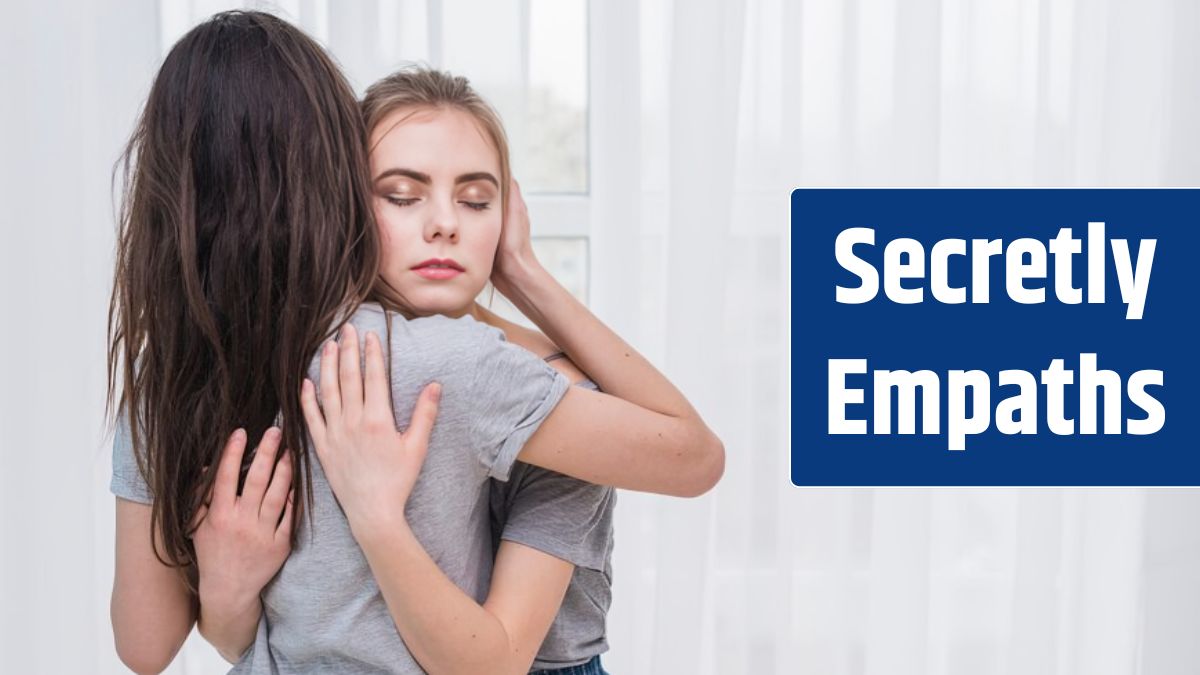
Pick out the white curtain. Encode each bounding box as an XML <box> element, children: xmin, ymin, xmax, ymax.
<box><xmin>593</xmin><ymin>0</ymin><xmax>1197</xmax><ymax>674</ymax></box>
<box><xmin>2</xmin><ymin>1</ymin><xmax>1198</xmax><ymax>673</ymax></box>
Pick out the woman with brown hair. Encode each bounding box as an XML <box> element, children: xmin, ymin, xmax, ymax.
<box><xmin>110</xmin><ymin>11</ymin><xmax>722</xmax><ymax>674</ymax></box>
<box><xmin>108</xmin><ymin>10</ymin><xmax>384</xmax><ymax>671</ymax></box>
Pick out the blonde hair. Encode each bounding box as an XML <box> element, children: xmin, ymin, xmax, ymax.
<box><xmin>362</xmin><ymin>65</ymin><xmax>511</xmax><ymax>209</ymax></box>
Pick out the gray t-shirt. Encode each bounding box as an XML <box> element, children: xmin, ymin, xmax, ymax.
<box><xmin>490</xmin><ymin>379</ymin><xmax>616</xmax><ymax>671</ymax></box>
<box><xmin>111</xmin><ymin>304</ymin><xmax>610</xmax><ymax>674</ymax></box>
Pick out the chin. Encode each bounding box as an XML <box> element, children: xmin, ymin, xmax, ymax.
<box><xmin>404</xmin><ymin>287</ymin><xmax>475</xmax><ymax>317</ymax></box>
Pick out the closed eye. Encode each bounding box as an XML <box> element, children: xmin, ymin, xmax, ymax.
<box><xmin>386</xmin><ymin>196</ymin><xmax>419</xmax><ymax>207</ymax></box>
<box><xmin>460</xmin><ymin>201</ymin><xmax>490</xmax><ymax>211</ymax></box>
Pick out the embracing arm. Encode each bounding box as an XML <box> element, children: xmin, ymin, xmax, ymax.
<box><xmin>197</xmin><ymin>596</ymin><xmax>261</xmax><ymax>665</ymax></box>
<box><xmin>520</xmin><ymin>383</ymin><xmax>721</xmax><ymax>497</ymax></box>
<box><xmin>499</xmin><ymin>262</ymin><xmax>724</xmax><ymax>497</ymax></box>
<box><xmin>495</xmin><ymin>266</ymin><xmax>724</xmax><ymax>497</ymax></box>
<box><xmin>193</xmin><ymin>428</ymin><xmax>297</xmax><ymax>664</ymax></box>
<box><xmin>114</xmin><ymin>428</ymin><xmax>295</xmax><ymax>669</ymax></box>
<box><xmin>357</xmin><ymin>520</ymin><xmax>573</xmax><ymax>675</ymax></box>
<box><xmin>112</xmin><ymin>498</ymin><xmax>197</xmax><ymax>674</ymax></box>
<box><xmin>300</xmin><ymin>327</ymin><xmax>576</xmax><ymax>674</ymax></box>
<box><xmin>493</xmin><ymin>183</ymin><xmax>723</xmax><ymax>498</ymax></box>
<box><xmin>112</xmin><ymin>498</ymin><xmax>268</xmax><ymax>670</ymax></box>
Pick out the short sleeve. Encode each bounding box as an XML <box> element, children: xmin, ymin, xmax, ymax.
<box><xmin>490</xmin><ymin>462</ymin><xmax>615</xmax><ymax>572</ymax></box>
<box><xmin>110</xmin><ymin>414</ymin><xmax>154</xmax><ymax>504</ymax></box>
<box><xmin>469</xmin><ymin>327</ymin><xmax>571</xmax><ymax>481</ymax></box>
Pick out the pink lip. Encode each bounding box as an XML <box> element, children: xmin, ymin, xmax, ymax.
<box><xmin>412</xmin><ymin>258</ymin><xmax>464</xmax><ymax>280</ymax></box>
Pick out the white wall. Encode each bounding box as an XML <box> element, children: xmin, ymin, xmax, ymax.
<box><xmin>0</xmin><ymin>1</ymin><xmax>159</xmax><ymax>672</ymax></box>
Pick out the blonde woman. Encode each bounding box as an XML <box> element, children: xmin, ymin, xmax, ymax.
<box><xmin>306</xmin><ymin>67</ymin><xmax>657</xmax><ymax>674</ymax></box>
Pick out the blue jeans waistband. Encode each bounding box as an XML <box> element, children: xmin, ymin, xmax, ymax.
<box><xmin>529</xmin><ymin>654</ymin><xmax>608</xmax><ymax>675</ymax></box>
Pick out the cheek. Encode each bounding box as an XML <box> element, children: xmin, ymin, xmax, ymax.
<box><xmin>374</xmin><ymin>209</ymin><xmax>415</xmax><ymax>274</ymax></box>
<box><xmin>471</xmin><ymin>216</ymin><xmax>503</xmax><ymax>273</ymax></box>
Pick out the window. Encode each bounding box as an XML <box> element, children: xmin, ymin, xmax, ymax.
<box><xmin>158</xmin><ymin>0</ymin><xmax>593</xmax><ymax>320</ymax></box>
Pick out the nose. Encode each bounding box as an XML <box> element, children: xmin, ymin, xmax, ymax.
<box><xmin>423</xmin><ymin>195</ymin><xmax>460</xmax><ymax>244</ymax></box>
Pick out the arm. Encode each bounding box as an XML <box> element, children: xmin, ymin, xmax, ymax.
<box><xmin>300</xmin><ymin>326</ymin><xmax>578</xmax><ymax>674</ymax></box>
<box><xmin>112</xmin><ymin>502</ymin><xmax>267</xmax><ymax>671</ymax></box>
<box><xmin>112</xmin><ymin>498</ymin><xmax>197</xmax><ymax>674</ymax></box>
<box><xmin>492</xmin><ymin>182</ymin><xmax>724</xmax><ymax>497</ymax></box>
<box><xmin>472</xmin><ymin>308</ymin><xmax>712</xmax><ymax>495</ymax></box>
<box><xmin>113</xmin><ymin>424</ymin><xmax>294</xmax><ymax>670</ymax></box>
<box><xmin>495</xmin><ymin>262</ymin><xmax>724</xmax><ymax>496</ymax></box>
<box><xmin>197</xmin><ymin>595</ymin><xmax>261</xmax><ymax>665</ymax></box>
<box><xmin>193</xmin><ymin>429</ymin><xmax>297</xmax><ymax>663</ymax></box>
<box><xmin>523</xmin><ymin>386</ymin><xmax>719</xmax><ymax>497</ymax></box>
<box><xmin>357</xmin><ymin>521</ymin><xmax>574</xmax><ymax>675</ymax></box>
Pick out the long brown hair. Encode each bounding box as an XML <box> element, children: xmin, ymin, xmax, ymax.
<box><xmin>107</xmin><ymin>10</ymin><xmax>378</xmax><ymax>585</ymax></box>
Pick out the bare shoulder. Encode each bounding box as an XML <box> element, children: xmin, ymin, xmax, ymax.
<box><xmin>509</xmin><ymin>323</ymin><xmax>589</xmax><ymax>385</ymax></box>
<box><xmin>478</xmin><ymin>309</ymin><xmax>590</xmax><ymax>386</ymax></box>
<box><xmin>546</xmin><ymin>353</ymin><xmax>588</xmax><ymax>386</ymax></box>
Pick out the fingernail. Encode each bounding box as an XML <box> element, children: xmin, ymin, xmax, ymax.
<box><xmin>430</xmin><ymin>382</ymin><xmax>442</xmax><ymax>402</ymax></box>
<box><xmin>267</xmin><ymin>426</ymin><xmax>281</xmax><ymax>440</ymax></box>
<box><xmin>234</xmin><ymin>428</ymin><xmax>246</xmax><ymax>441</ymax></box>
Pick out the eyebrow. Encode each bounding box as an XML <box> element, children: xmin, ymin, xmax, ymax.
<box><xmin>374</xmin><ymin>168</ymin><xmax>499</xmax><ymax>188</ymax></box>
<box><xmin>375</xmin><ymin>168</ymin><xmax>430</xmax><ymax>184</ymax></box>
<box><xmin>454</xmin><ymin>172</ymin><xmax>499</xmax><ymax>187</ymax></box>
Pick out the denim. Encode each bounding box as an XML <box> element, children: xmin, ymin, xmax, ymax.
<box><xmin>530</xmin><ymin>655</ymin><xmax>608</xmax><ymax>675</ymax></box>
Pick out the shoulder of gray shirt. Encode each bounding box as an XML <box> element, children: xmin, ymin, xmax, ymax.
<box><xmin>318</xmin><ymin>305</ymin><xmax>572</xmax><ymax>481</ymax></box>
<box><xmin>111</xmin><ymin>304</ymin><xmax>571</xmax><ymax>502</ymax></box>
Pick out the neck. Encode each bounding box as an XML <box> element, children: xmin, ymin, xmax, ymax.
<box><xmin>466</xmin><ymin>301</ymin><xmax>563</xmax><ymax>359</ymax></box>
<box><xmin>467</xmin><ymin>302</ymin><xmax>506</xmax><ymax>330</ymax></box>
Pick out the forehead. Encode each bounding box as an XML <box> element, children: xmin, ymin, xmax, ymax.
<box><xmin>369</xmin><ymin>106</ymin><xmax>499</xmax><ymax>175</ymax></box>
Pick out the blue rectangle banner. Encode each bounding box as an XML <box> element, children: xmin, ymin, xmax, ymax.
<box><xmin>792</xmin><ymin>188</ymin><xmax>1199</xmax><ymax>486</ymax></box>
